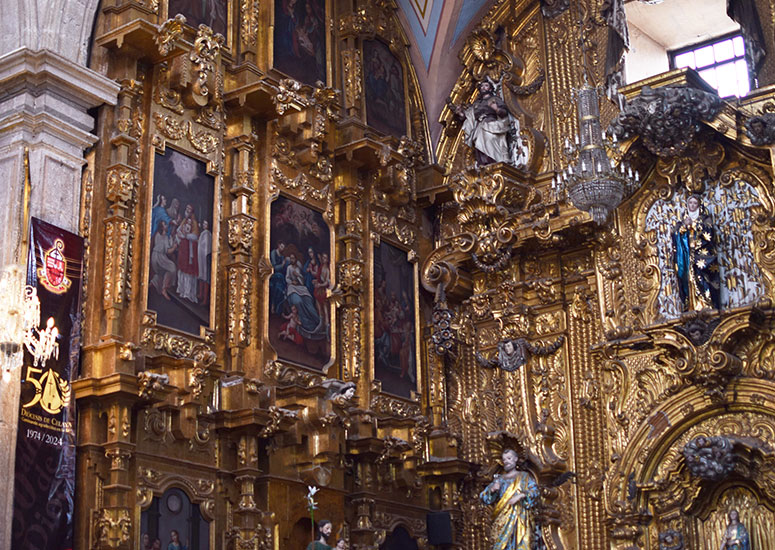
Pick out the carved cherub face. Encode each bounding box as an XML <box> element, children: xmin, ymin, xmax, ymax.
<box><xmin>503</xmin><ymin>340</ymin><xmax>515</xmax><ymax>354</ymax></box>
<box><xmin>343</xmin><ymin>387</ymin><xmax>355</xmax><ymax>400</ymax></box>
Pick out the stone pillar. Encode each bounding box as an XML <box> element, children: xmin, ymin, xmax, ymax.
<box><xmin>0</xmin><ymin>47</ymin><xmax>119</xmax><ymax>549</ymax></box>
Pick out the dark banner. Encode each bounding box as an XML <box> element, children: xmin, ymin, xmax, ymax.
<box><xmin>12</xmin><ymin>217</ymin><xmax>84</xmax><ymax>550</ymax></box>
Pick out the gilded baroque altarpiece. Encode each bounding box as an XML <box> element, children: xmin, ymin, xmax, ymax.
<box><xmin>71</xmin><ymin>0</ymin><xmax>775</xmax><ymax>549</ymax></box>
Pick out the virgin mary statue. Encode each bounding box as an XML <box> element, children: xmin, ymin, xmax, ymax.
<box><xmin>480</xmin><ymin>449</ymin><xmax>539</xmax><ymax>550</ymax></box>
<box><xmin>720</xmin><ymin>509</ymin><xmax>750</xmax><ymax>550</ymax></box>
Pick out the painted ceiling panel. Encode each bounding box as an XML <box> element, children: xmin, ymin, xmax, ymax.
<box><xmin>452</xmin><ymin>0</ymin><xmax>484</xmax><ymax>44</ymax></box>
<box><xmin>396</xmin><ymin>0</ymin><xmax>445</xmax><ymax>67</ymax></box>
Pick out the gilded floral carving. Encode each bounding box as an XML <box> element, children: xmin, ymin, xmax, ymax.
<box><xmin>342</xmin><ymin>49</ymin><xmax>363</xmax><ymax>108</ymax></box>
<box><xmin>240</xmin><ymin>0</ymin><xmax>259</xmax><ymax>46</ymax></box>
<box><xmin>155</xmin><ymin>15</ymin><xmax>185</xmax><ymax>56</ymax></box>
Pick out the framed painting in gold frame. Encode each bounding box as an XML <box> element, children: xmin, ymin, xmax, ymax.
<box><xmin>267</xmin><ymin>194</ymin><xmax>334</xmax><ymax>370</ymax></box>
<box><xmin>166</xmin><ymin>0</ymin><xmax>229</xmax><ymax>37</ymax></box>
<box><xmin>363</xmin><ymin>38</ymin><xmax>408</xmax><ymax>139</ymax></box>
<box><xmin>144</xmin><ymin>145</ymin><xmax>219</xmax><ymax>337</ymax></box>
<box><xmin>371</xmin><ymin>238</ymin><xmax>419</xmax><ymax>399</ymax></box>
<box><xmin>271</xmin><ymin>0</ymin><xmax>330</xmax><ymax>85</ymax></box>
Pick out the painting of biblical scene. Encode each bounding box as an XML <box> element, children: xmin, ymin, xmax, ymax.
<box><xmin>168</xmin><ymin>0</ymin><xmax>228</xmax><ymax>37</ymax></box>
<box><xmin>140</xmin><ymin>488</ymin><xmax>209</xmax><ymax>550</ymax></box>
<box><xmin>148</xmin><ymin>148</ymin><xmax>214</xmax><ymax>335</ymax></box>
<box><xmin>373</xmin><ymin>241</ymin><xmax>416</xmax><ymax>398</ymax></box>
<box><xmin>364</xmin><ymin>39</ymin><xmax>406</xmax><ymax>138</ymax></box>
<box><xmin>268</xmin><ymin>196</ymin><xmax>331</xmax><ymax>368</ymax></box>
<box><xmin>273</xmin><ymin>0</ymin><xmax>327</xmax><ymax>85</ymax></box>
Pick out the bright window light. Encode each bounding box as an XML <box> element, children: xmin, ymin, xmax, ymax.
<box><xmin>671</xmin><ymin>33</ymin><xmax>751</xmax><ymax>97</ymax></box>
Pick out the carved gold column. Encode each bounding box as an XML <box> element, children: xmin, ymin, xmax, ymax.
<box><xmin>103</xmin><ymin>74</ymin><xmax>143</xmax><ymax>342</ymax></box>
<box><xmin>565</xmin><ymin>265</ymin><xmax>609</xmax><ymax>550</ymax></box>
<box><xmin>337</xmin><ymin>7</ymin><xmax>365</xmax><ymax>119</ymax></box>
<box><xmin>334</xmin><ymin>165</ymin><xmax>365</xmax><ymax>385</ymax></box>
<box><xmin>225</xmin><ymin>124</ymin><xmax>256</xmax><ymax>371</ymax></box>
<box><xmin>226</xmin><ymin>433</ymin><xmax>272</xmax><ymax>549</ymax></box>
<box><xmin>93</xmin><ymin>399</ymin><xmax>134</xmax><ymax>550</ymax></box>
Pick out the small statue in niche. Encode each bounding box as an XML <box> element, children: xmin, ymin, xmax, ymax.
<box><xmin>480</xmin><ymin>448</ymin><xmax>539</xmax><ymax>550</ymax></box>
<box><xmin>720</xmin><ymin>509</ymin><xmax>750</xmax><ymax>550</ymax></box>
<box><xmin>448</xmin><ymin>79</ymin><xmax>528</xmax><ymax>168</ymax></box>
<box><xmin>476</xmin><ymin>336</ymin><xmax>564</xmax><ymax>372</ymax></box>
<box><xmin>672</xmin><ymin>194</ymin><xmax>720</xmax><ymax>311</ymax></box>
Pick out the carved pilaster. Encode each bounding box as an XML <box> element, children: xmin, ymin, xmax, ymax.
<box><xmin>341</xmin><ymin>48</ymin><xmax>363</xmax><ymax>118</ymax></box>
<box><xmin>103</xmin><ymin>77</ymin><xmax>144</xmax><ymax>336</ymax></box>
<box><xmin>334</xmin><ymin>172</ymin><xmax>365</xmax><ymax>382</ymax></box>
<box><xmin>226</xmin><ymin>131</ymin><xmax>256</xmax><ymax>360</ymax></box>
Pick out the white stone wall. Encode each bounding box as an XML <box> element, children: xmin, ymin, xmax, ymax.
<box><xmin>0</xmin><ymin>0</ymin><xmax>101</xmax><ymax>64</ymax></box>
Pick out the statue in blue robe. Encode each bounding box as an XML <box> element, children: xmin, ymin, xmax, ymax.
<box><xmin>672</xmin><ymin>195</ymin><xmax>720</xmax><ymax>311</ymax></box>
<box><xmin>720</xmin><ymin>509</ymin><xmax>750</xmax><ymax>550</ymax></box>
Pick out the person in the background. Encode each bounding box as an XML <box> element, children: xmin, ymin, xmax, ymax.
<box><xmin>151</xmin><ymin>195</ymin><xmax>171</xmax><ymax>237</ymax></box>
<box><xmin>176</xmin><ymin>219</ymin><xmax>199</xmax><ymax>303</ymax></box>
<box><xmin>269</xmin><ymin>242</ymin><xmax>289</xmax><ymax>314</ymax></box>
<box><xmin>181</xmin><ymin>203</ymin><xmax>200</xmax><ymax>236</ymax></box>
<box><xmin>151</xmin><ymin>220</ymin><xmax>178</xmax><ymax>300</ymax></box>
<box><xmin>197</xmin><ymin>220</ymin><xmax>212</xmax><ymax>305</ymax></box>
<box><xmin>166</xmin><ymin>197</ymin><xmax>181</xmax><ymax>236</ymax></box>
<box><xmin>334</xmin><ymin>539</ymin><xmax>347</xmax><ymax>550</ymax></box>
<box><xmin>313</xmin><ymin>252</ymin><xmax>330</xmax><ymax>332</ymax></box>
<box><xmin>167</xmin><ymin>530</ymin><xmax>187</xmax><ymax>550</ymax></box>
<box><xmin>306</xmin><ymin>520</ymin><xmax>333</xmax><ymax>550</ymax></box>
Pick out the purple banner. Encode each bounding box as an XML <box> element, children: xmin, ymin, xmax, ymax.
<box><xmin>12</xmin><ymin>218</ymin><xmax>84</xmax><ymax>550</ymax></box>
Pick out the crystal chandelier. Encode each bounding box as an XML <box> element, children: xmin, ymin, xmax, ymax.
<box><xmin>0</xmin><ymin>148</ymin><xmax>34</xmax><ymax>381</ymax></box>
<box><xmin>0</xmin><ymin>265</ymin><xmax>38</xmax><ymax>381</ymax></box>
<box><xmin>552</xmin><ymin>80</ymin><xmax>638</xmax><ymax>224</ymax></box>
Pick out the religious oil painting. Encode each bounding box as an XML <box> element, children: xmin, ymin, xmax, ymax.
<box><xmin>268</xmin><ymin>196</ymin><xmax>332</xmax><ymax>369</ymax></box>
<box><xmin>373</xmin><ymin>241</ymin><xmax>416</xmax><ymax>398</ymax></box>
<box><xmin>147</xmin><ymin>148</ymin><xmax>215</xmax><ymax>335</ymax></box>
<box><xmin>273</xmin><ymin>0</ymin><xmax>327</xmax><ymax>85</ymax></box>
<box><xmin>168</xmin><ymin>0</ymin><xmax>228</xmax><ymax>37</ymax></box>
<box><xmin>363</xmin><ymin>39</ymin><xmax>406</xmax><ymax>139</ymax></box>
<box><xmin>140</xmin><ymin>488</ymin><xmax>210</xmax><ymax>550</ymax></box>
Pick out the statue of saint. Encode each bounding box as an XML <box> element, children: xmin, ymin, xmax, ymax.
<box><xmin>672</xmin><ymin>194</ymin><xmax>720</xmax><ymax>311</ymax></box>
<box><xmin>307</xmin><ymin>520</ymin><xmax>333</xmax><ymax>550</ymax></box>
<box><xmin>720</xmin><ymin>509</ymin><xmax>750</xmax><ymax>550</ymax></box>
<box><xmin>480</xmin><ymin>449</ymin><xmax>539</xmax><ymax>550</ymax></box>
<box><xmin>450</xmin><ymin>80</ymin><xmax>527</xmax><ymax>168</ymax></box>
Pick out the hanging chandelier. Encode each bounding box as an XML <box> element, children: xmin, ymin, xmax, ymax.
<box><xmin>552</xmin><ymin>80</ymin><xmax>638</xmax><ymax>224</ymax></box>
<box><xmin>551</xmin><ymin>0</ymin><xmax>638</xmax><ymax>225</ymax></box>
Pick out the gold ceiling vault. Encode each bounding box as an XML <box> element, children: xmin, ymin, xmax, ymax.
<box><xmin>60</xmin><ymin>0</ymin><xmax>775</xmax><ymax>549</ymax></box>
